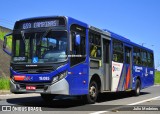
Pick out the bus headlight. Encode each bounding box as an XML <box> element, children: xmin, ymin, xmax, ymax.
<box><xmin>52</xmin><ymin>71</ymin><xmax>67</xmax><ymax>84</ymax></box>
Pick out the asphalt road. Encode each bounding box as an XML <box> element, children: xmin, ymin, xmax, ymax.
<box><xmin>0</xmin><ymin>85</ymin><xmax>160</xmax><ymax>114</ymax></box>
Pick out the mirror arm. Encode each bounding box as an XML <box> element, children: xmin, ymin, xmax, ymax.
<box><xmin>3</xmin><ymin>48</ymin><xmax>12</xmax><ymax>56</ymax></box>
<box><xmin>5</xmin><ymin>32</ymin><xmax>12</xmax><ymax>37</ymax></box>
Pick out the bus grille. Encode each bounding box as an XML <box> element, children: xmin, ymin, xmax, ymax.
<box><xmin>12</xmin><ymin>66</ymin><xmax>54</xmax><ymax>74</ymax></box>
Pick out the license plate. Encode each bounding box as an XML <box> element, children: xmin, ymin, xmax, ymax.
<box><xmin>26</xmin><ymin>86</ymin><xmax>36</xmax><ymax>90</ymax></box>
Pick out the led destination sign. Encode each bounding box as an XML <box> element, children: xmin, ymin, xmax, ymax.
<box><xmin>23</xmin><ymin>20</ymin><xmax>59</xmax><ymax>29</ymax></box>
<box><xmin>14</xmin><ymin>17</ymin><xmax>66</xmax><ymax>30</ymax></box>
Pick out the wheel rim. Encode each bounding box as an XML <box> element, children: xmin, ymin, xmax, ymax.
<box><xmin>137</xmin><ymin>87</ymin><xmax>139</xmax><ymax>94</ymax></box>
<box><xmin>137</xmin><ymin>84</ymin><xmax>140</xmax><ymax>94</ymax></box>
<box><xmin>89</xmin><ymin>84</ymin><xmax>96</xmax><ymax>100</ymax></box>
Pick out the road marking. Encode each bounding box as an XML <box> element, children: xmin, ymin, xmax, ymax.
<box><xmin>128</xmin><ymin>96</ymin><xmax>160</xmax><ymax>105</ymax></box>
<box><xmin>90</xmin><ymin>95</ymin><xmax>160</xmax><ymax>114</ymax></box>
<box><xmin>90</xmin><ymin>111</ymin><xmax>109</xmax><ymax>114</ymax></box>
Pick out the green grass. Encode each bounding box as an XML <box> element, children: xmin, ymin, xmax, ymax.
<box><xmin>0</xmin><ymin>31</ymin><xmax>6</xmax><ymax>40</ymax></box>
<box><xmin>0</xmin><ymin>77</ymin><xmax>10</xmax><ymax>90</ymax></box>
<box><xmin>155</xmin><ymin>71</ymin><xmax>160</xmax><ymax>84</ymax></box>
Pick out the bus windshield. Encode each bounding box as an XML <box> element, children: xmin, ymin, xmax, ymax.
<box><xmin>12</xmin><ymin>31</ymin><xmax>68</xmax><ymax>63</ymax></box>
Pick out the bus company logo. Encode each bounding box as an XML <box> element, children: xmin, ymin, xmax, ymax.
<box><xmin>24</xmin><ymin>76</ymin><xmax>33</xmax><ymax>81</ymax></box>
<box><xmin>134</xmin><ymin>66</ymin><xmax>143</xmax><ymax>72</ymax></box>
<box><xmin>112</xmin><ymin>66</ymin><xmax>120</xmax><ymax>72</ymax></box>
<box><xmin>2</xmin><ymin>106</ymin><xmax>11</xmax><ymax>111</ymax></box>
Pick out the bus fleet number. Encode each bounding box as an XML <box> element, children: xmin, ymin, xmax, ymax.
<box><xmin>39</xmin><ymin>76</ymin><xmax>50</xmax><ymax>81</ymax></box>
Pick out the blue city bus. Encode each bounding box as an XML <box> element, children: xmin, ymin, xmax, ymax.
<box><xmin>3</xmin><ymin>16</ymin><xmax>154</xmax><ymax>104</ymax></box>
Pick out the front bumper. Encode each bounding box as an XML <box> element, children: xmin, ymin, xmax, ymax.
<box><xmin>10</xmin><ymin>78</ymin><xmax>69</xmax><ymax>95</ymax></box>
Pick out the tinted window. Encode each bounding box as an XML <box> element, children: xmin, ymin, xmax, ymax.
<box><xmin>133</xmin><ymin>47</ymin><xmax>154</xmax><ymax>67</ymax></box>
<box><xmin>141</xmin><ymin>50</ymin><xmax>147</xmax><ymax>66</ymax></box>
<box><xmin>70</xmin><ymin>24</ymin><xmax>86</xmax><ymax>66</ymax></box>
<box><xmin>113</xmin><ymin>40</ymin><xmax>123</xmax><ymax>63</ymax></box>
<box><xmin>89</xmin><ymin>32</ymin><xmax>101</xmax><ymax>58</ymax></box>
<box><xmin>12</xmin><ymin>31</ymin><xmax>67</xmax><ymax>63</ymax></box>
<box><xmin>133</xmin><ymin>48</ymin><xmax>141</xmax><ymax>65</ymax></box>
<box><xmin>148</xmin><ymin>52</ymin><xmax>154</xmax><ymax>67</ymax></box>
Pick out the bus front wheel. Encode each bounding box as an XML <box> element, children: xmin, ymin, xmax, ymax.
<box><xmin>85</xmin><ymin>81</ymin><xmax>98</xmax><ymax>104</ymax></box>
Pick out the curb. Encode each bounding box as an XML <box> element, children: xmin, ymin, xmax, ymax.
<box><xmin>154</xmin><ymin>84</ymin><xmax>160</xmax><ymax>86</ymax></box>
<box><xmin>0</xmin><ymin>90</ymin><xmax>11</xmax><ymax>95</ymax></box>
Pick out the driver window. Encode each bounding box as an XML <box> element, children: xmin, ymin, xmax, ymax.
<box><xmin>70</xmin><ymin>24</ymin><xmax>86</xmax><ymax>66</ymax></box>
<box><xmin>71</xmin><ymin>32</ymin><xmax>85</xmax><ymax>55</ymax></box>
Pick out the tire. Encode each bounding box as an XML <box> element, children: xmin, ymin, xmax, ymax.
<box><xmin>85</xmin><ymin>81</ymin><xmax>98</xmax><ymax>104</ymax></box>
<box><xmin>40</xmin><ymin>94</ymin><xmax>56</xmax><ymax>102</ymax></box>
<box><xmin>133</xmin><ymin>79</ymin><xmax>141</xmax><ymax>96</ymax></box>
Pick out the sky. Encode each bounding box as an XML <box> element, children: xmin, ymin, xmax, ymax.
<box><xmin>0</xmin><ymin>0</ymin><xmax>160</xmax><ymax>69</ymax></box>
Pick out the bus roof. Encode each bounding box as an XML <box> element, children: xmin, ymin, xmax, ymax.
<box><xmin>17</xmin><ymin>16</ymin><xmax>65</xmax><ymax>21</ymax></box>
<box><xmin>108</xmin><ymin>30</ymin><xmax>153</xmax><ymax>52</ymax></box>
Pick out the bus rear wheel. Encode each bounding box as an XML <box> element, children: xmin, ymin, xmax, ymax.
<box><xmin>85</xmin><ymin>81</ymin><xmax>98</xmax><ymax>104</ymax></box>
<box><xmin>40</xmin><ymin>94</ymin><xmax>56</xmax><ymax>102</ymax></box>
<box><xmin>133</xmin><ymin>79</ymin><xmax>141</xmax><ymax>96</ymax></box>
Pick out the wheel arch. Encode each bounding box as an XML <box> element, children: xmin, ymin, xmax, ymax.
<box><xmin>90</xmin><ymin>74</ymin><xmax>102</xmax><ymax>92</ymax></box>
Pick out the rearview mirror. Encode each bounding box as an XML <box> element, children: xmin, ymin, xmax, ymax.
<box><xmin>75</xmin><ymin>34</ymin><xmax>80</xmax><ymax>45</ymax></box>
<box><xmin>3</xmin><ymin>32</ymin><xmax>12</xmax><ymax>56</ymax></box>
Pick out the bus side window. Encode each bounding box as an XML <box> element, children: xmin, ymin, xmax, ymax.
<box><xmin>112</xmin><ymin>40</ymin><xmax>123</xmax><ymax>63</ymax></box>
<box><xmin>70</xmin><ymin>24</ymin><xmax>86</xmax><ymax>66</ymax></box>
<box><xmin>150</xmin><ymin>53</ymin><xmax>154</xmax><ymax>67</ymax></box>
<box><xmin>141</xmin><ymin>50</ymin><xmax>147</xmax><ymax>66</ymax></box>
<box><xmin>89</xmin><ymin>31</ymin><xmax>101</xmax><ymax>58</ymax></box>
<box><xmin>90</xmin><ymin>45</ymin><xmax>97</xmax><ymax>57</ymax></box>
<box><xmin>147</xmin><ymin>52</ymin><xmax>154</xmax><ymax>67</ymax></box>
<box><xmin>133</xmin><ymin>47</ymin><xmax>141</xmax><ymax>65</ymax></box>
<box><xmin>113</xmin><ymin>54</ymin><xmax>118</xmax><ymax>62</ymax></box>
<box><xmin>133</xmin><ymin>56</ymin><xmax>136</xmax><ymax>64</ymax></box>
<box><xmin>137</xmin><ymin>56</ymin><xmax>141</xmax><ymax>65</ymax></box>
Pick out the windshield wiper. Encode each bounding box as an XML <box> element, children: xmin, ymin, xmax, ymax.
<box><xmin>37</xmin><ymin>28</ymin><xmax>52</xmax><ymax>46</ymax></box>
